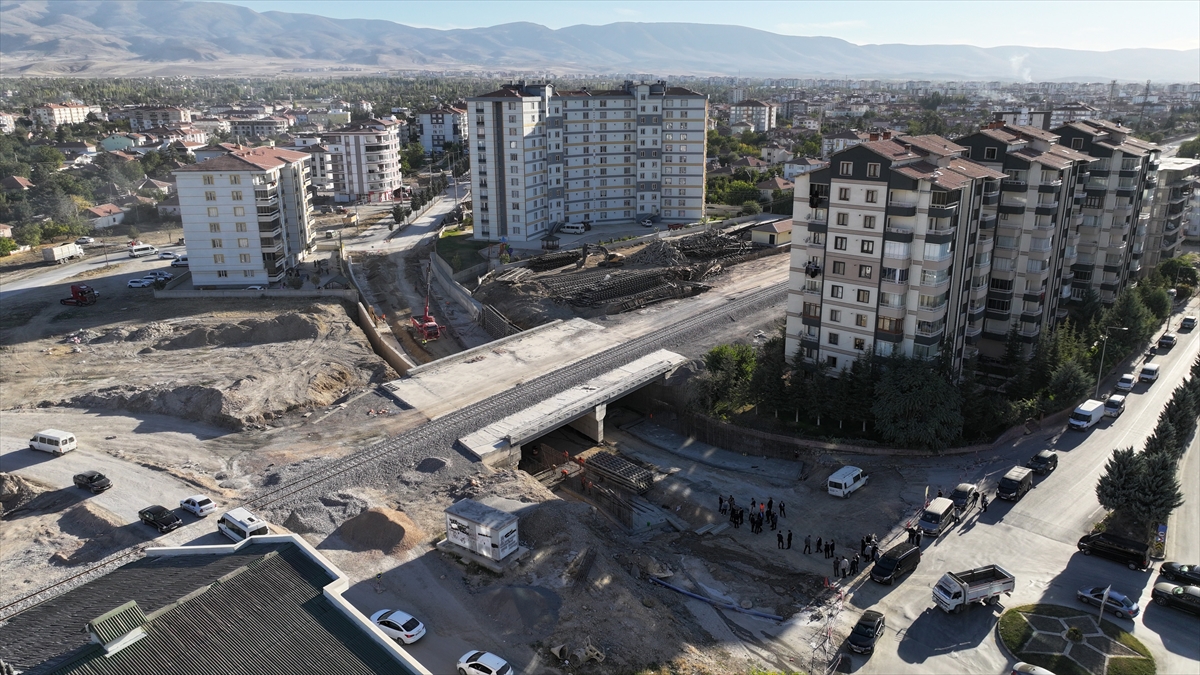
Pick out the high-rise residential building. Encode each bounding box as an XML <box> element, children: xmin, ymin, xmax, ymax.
<box><xmin>955</xmin><ymin>123</ymin><xmax>1093</xmax><ymax>356</ymax></box>
<box><xmin>174</xmin><ymin>147</ymin><xmax>313</xmax><ymax>288</ymax></box>
<box><xmin>731</xmin><ymin>87</ymin><xmax>746</xmax><ymax>104</ymax></box>
<box><xmin>32</xmin><ymin>103</ymin><xmax>93</xmax><ymax>128</ymax></box>
<box><xmin>1051</xmin><ymin>119</ymin><xmax>1159</xmax><ymax>302</ymax></box>
<box><xmin>466</xmin><ymin>80</ymin><xmax>708</xmax><ymax>243</ymax></box>
<box><xmin>130</xmin><ymin>106</ymin><xmax>194</xmax><ymax>131</ymax></box>
<box><xmin>785</xmin><ymin>135</ymin><xmax>1006</xmax><ymax>373</ymax></box>
<box><xmin>1144</xmin><ymin>157</ymin><xmax>1199</xmax><ymax>272</ymax></box>
<box><xmin>323</xmin><ymin>119</ymin><xmax>404</xmax><ymax>203</ymax></box>
<box><xmin>729</xmin><ymin>100</ymin><xmax>777</xmax><ymax>133</ymax></box>
<box><xmin>417</xmin><ymin>106</ymin><xmax>466</xmax><ymax>154</ymax></box>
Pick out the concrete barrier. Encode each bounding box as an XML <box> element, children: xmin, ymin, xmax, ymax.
<box><xmin>355</xmin><ymin>302</ymin><xmax>416</xmax><ymax>375</ymax></box>
<box><xmin>154</xmin><ymin>288</ymin><xmax>358</xmax><ymax>301</ymax></box>
<box><xmin>430</xmin><ymin>252</ymin><xmax>483</xmax><ymax>321</ymax></box>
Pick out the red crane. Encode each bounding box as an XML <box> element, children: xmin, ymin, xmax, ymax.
<box><xmin>410</xmin><ymin>262</ymin><xmax>442</xmax><ymax>343</ymax></box>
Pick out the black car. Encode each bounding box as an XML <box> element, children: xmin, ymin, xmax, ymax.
<box><xmin>1026</xmin><ymin>450</ymin><xmax>1058</xmax><ymax>475</ymax></box>
<box><xmin>847</xmin><ymin>610</ymin><xmax>885</xmax><ymax>654</ymax></box>
<box><xmin>1152</xmin><ymin>582</ymin><xmax>1200</xmax><ymax>616</ymax></box>
<box><xmin>138</xmin><ymin>505</ymin><xmax>182</xmax><ymax>533</ymax></box>
<box><xmin>73</xmin><ymin>471</ymin><xmax>112</xmax><ymax>493</ymax></box>
<box><xmin>1160</xmin><ymin>562</ymin><xmax>1200</xmax><ymax>585</ymax></box>
<box><xmin>950</xmin><ymin>483</ymin><xmax>979</xmax><ymax>515</ymax></box>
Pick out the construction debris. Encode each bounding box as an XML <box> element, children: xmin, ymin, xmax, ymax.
<box><xmin>626</xmin><ymin>239</ymin><xmax>687</xmax><ymax>266</ymax></box>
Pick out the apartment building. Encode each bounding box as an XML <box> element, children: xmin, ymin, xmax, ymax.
<box><xmin>821</xmin><ymin>130</ymin><xmax>871</xmax><ymax>159</ymax></box>
<box><xmin>1051</xmin><ymin>119</ymin><xmax>1159</xmax><ymax>301</ymax></box>
<box><xmin>130</xmin><ymin>106</ymin><xmax>193</xmax><ymax>131</ymax></box>
<box><xmin>729</xmin><ymin>100</ymin><xmax>777</xmax><ymax>133</ymax></box>
<box><xmin>230</xmin><ymin>117</ymin><xmax>291</xmax><ymax>139</ymax></box>
<box><xmin>956</xmin><ymin>123</ymin><xmax>1093</xmax><ymax>356</ymax></box>
<box><xmin>466</xmin><ymin>80</ymin><xmax>709</xmax><ymax>243</ymax></box>
<box><xmin>287</xmin><ymin>135</ymin><xmax>336</xmax><ymax>191</ymax></box>
<box><xmin>32</xmin><ymin>103</ymin><xmax>92</xmax><ymax>128</ymax></box>
<box><xmin>417</xmin><ymin>106</ymin><xmax>466</xmax><ymax>154</ymax></box>
<box><xmin>1144</xmin><ymin>157</ymin><xmax>1199</xmax><ymax>271</ymax></box>
<box><xmin>0</xmin><ymin>112</ymin><xmax>15</xmax><ymax>134</ymax></box>
<box><xmin>323</xmin><ymin>119</ymin><xmax>403</xmax><ymax>203</ymax></box>
<box><xmin>785</xmin><ymin>135</ymin><xmax>1005</xmax><ymax>374</ymax></box>
<box><xmin>174</xmin><ymin>147</ymin><xmax>313</xmax><ymax>288</ymax></box>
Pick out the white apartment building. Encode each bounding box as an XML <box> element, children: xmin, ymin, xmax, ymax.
<box><xmin>729</xmin><ymin>100</ymin><xmax>777</xmax><ymax>133</ymax></box>
<box><xmin>230</xmin><ymin>117</ymin><xmax>291</xmax><ymax>139</ymax></box>
<box><xmin>731</xmin><ymin>87</ymin><xmax>746</xmax><ymax>104</ymax></box>
<box><xmin>0</xmin><ymin>112</ymin><xmax>15</xmax><ymax>134</ymax></box>
<box><xmin>417</xmin><ymin>106</ymin><xmax>466</xmax><ymax>154</ymax></box>
<box><xmin>1145</xmin><ymin>157</ymin><xmax>1199</xmax><ymax>271</ymax></box>
<box><xmin>323</xmin><ymin>119</ymin><xmax>404</xmax><ymax>203</ymax></box>
<box><xmin>466</xmin><ymin>80</ymin><xmax>709</xmax><ymax>243</ymax></box>
<box><xmin>32</xmin><ymin>103</ymin><xmax>92</xmax><ymax>128</ymax></box>
<box><xmin>287</xmin><ymin>136</ymin><xmax>336</xmax><ymax>191</ymax></box>
<box><xmin>130</xmin><ymin>106</ymin><xmax>193</xmax><ymax>131</ymax></box>
<box><xmin>174</xmin><ymin>147</ymin><xmax>313</xmax><ymax>288</ymax></box>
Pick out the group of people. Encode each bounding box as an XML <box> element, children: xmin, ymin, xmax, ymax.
<box><xmin>720</xmin><ymin>495</ymin><xmax>785</xmax><ymax>535</ymax></box>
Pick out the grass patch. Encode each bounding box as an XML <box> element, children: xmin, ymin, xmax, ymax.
<box><xmin>1020</xmin><ymin>654</ymin><xmax>1091</xmax><ymax>675</ymax></box>
<box><xmin>0</xmin><ymin>301</ymin><xmax>49</xmax><ymax>329</ymax></box>
<box><xmin>1100</xmin><ymin>620</ymin><xmax>1153</xmax><ymax>658</ymax></box>
<box><xmin>436</xmin><ymin>229</ymin><xmax>489</xmax><ymax>272</ymax></box>
<box><xmin>1000</xmin><ymin>605</ymin><xmax>1155</xmax><ymax>675</ymax></box>
<box><xmin>1108</xmin><ymin>657</ymin><xmax>1156</xmax><ymax>675</ymax></box>
<box><xmin>998</xmin><ymin>609</ymin><xmax>1034</xmax><ymax>651</ymax></box>
<box><xmin>1011</xmin><ymin>603</ymin><xmax>1087</xmax><ymax>618</ymax></box>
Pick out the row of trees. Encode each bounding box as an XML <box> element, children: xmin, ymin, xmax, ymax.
<box><xmin>1096</xmin><ymin>355</ymin><xmax>1199</xmax><ymax>539</ymax></box>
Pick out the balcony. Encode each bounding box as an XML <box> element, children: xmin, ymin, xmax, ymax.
<box><xmin>998</xmin><ymin>202</ymin><xmax>1026</xmax><ymax>215</ymax></box>
<box><xmin>982</xmin><ymin>192</ymin><xmax>999</xmax><ymax>206</ymax></box>
<box><xmin>928</xmin><ymin>202</ymin><xmax>958</xmax><ymax>219</ymax></box>
<box><xmin>979</xmin><ymin>212</ymin><xmax>997</xmax><ymax>228</ymax></box>
<box><xmin>887</xmin><ymin>201</ymin><xmax>917</xmax><ymax>217</ymax></box>
<box><xmin>1001</xmin><ymin>179</ymin><xmax>1028</xmax><ymax>192</ymax></box>
<box><xmin>920</xmin><ymin>276</ymin><xmax>951</xmax><ymax>290</ymax></box>
<box><xmin>883</xmin><ymin>247</ymin><xmax>911</xmax><ymax>261</ymax></box>
<box><xmin>916</xmin><ymin>324</ymin><xmax>946</xmax><ymax>338</ymax></box>
<box><xmin>1034</xmin><ymin>201</ymin><xmax>1059</xmax><ymax>215</ymax></box>
<box><xmin>1019</xmin><ymin>325</ymin><xmax>1041</xmax><ymax>338</ymax></box>
<box><xmin>1038</xmin><ymin>179</ymin><xmax>1063</xmax><ymax>191</ymax></box>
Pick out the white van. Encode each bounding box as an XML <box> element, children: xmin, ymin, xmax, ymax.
<box><xmin>28</xmin><ymin>429</ymin><xmax>77</xmax><ymax>454</ymax></box>
<box><xmin>559</xmin><ymin>223</ymin><xmax>586</xmax><ymax>235</ymax></box>
<box><xmin>828</xmin><ymin>466</ymin><xmax>868</xmax><ymax>498</ymax></box>
<box><xmin>128</xmin><ymin>244</ymin><xmax>159</xmax><ymax>258</ymax></box>
<box><xmin>918</xmin><ymin>497</ymin><xmax>956</xmax><ymax>536</ymax></box>
<box><xmin>217</xmin><ymin>507</ymin><xmax>270</xmax><ymax>542</ymax></box>
<box><xmin>1139</xmin><ymin>363</ymin><xmax>1160</xmax><ymax>383</ymax></box>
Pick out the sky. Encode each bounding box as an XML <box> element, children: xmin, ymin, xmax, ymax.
<box><xmin>212</xmin><ymin>0</ymin><xmax>1200</xmax><ymax>51</ymax></box>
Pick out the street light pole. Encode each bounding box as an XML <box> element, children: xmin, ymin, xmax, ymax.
<box><xmin>1095</xmin><ymin>326</ymin><xmax>1130</xmax><ymax>399</ymax></box>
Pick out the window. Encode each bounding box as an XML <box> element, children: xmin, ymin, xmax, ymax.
<box><xmin>217</xmin><ymin>270</ymin><xmax>228</xmax><ymax>278</ymax></box>
<box><xmin>213</xmin><ymin>254</ymin><xmax>224</xmax><ymax>264</ymax></box>
<box><xmin>235</xmin><ymin>222</ymin><xmax>247</xmax><ymax>232</ymax></box>
<box><xmin>855</xmin><ymin>313</ymin><xmax>868</xmax><ymax>327</ymax></box>
<box><xmin>859</xmin><ymin>265</ymin><xmax>873</xmax><ymax>279</ymax></box>
<box><xmin>829</xmin><ymin>309</ymin><xmax>842</xmax><ymax>322</ymax></box>
<box><xmin>867</xmin><ymin>163</ymin><xmax>880</xmax><ymax>178</ymax></box>
<box><xmin>1071</xmin><ymin>137</ymin><xmax>1084</xmax><ymax>149</ymax></box>
<box><xmin>840</xmin><ymin>161</ymin><xmax>853</xmax><ymax>176</ymax></box>
<box><xmin>984</xmin><ymin>147</ymin><xmax>998</xmax><ymax>160</ymax></box>
<box><xmin>854</xmin><ymin>338</ymin><xmax>866</xmax><ymax>350</ymax></box>
<box><xmin>877</xmin><ymin>316</ymin><xmax>902</xmax><ymax>333</ymax></box>
<box><xmin>237</xmin><ymin>238</ymin><xmax>249</xmax><ymax>248</ymax></box>
<box><xmin>827</xmin><ymin>355</ymin><xmax>838</xmax><ymax>367</ymax></box>
<box><xmin>811</xmin><ymin>232</ymin><xmax>826</xmax><ymax>245</ymax></box>
<box><xmin>881</xmin><ymin>267</ymin><xmax>908</xmax><ymax>283</ymax></box>
<box><xmin>211</xmin><ymin>239</ymin><xmax>223</xmax><ymax>248</ymax></box>
<box><xmin>229</xmin><ymin>175</ymin><xmax>240</xmax><ymax>185</ymax></box>
<box><xmin>834</xmin><ymin>236</ymin><xmax>847</xmax><ymax>250</ymax></box>
<box><xmin>239</xmin><ymin>253</ymin><xmax>252</xmax><ymax>263</ymax></box>
<box><xmin>857</xmin><ymin>289</ymin><xmax>871</xmax><ymax>303</ymax></box>
<box><xmin>836</xmin><ymin>212</ymin><xmax>849</xmax><ymax>226</ymax></box>
<box><xmin>861</xmin><ymin>240</ymin><xmax>874</xmax><ymax>254</ymax></box>
<box><xmin>205</xmin><ymin>191</ymin><xmax>216</xmax><ymax>201</ymax></box>
<box><xmin>866</xmin><ymin>190</ymin><xmax>877</xmax><ymax>203</ymax></box>
<box><xmin>207</xmin><ymin>207</ymin><xmax>218</xmax><ymax>217</ymax></box>
<box><xmin>233</xmin><ymin>207</ymin><xmax>244</xmax><ymax>216</ymax></box>
<box><xmin>838</xmin><ymin>187</ymin><xmax>850</xmax><ymax>201</ymax></box>
<box><xmin>243</xmin><ymin>270</ymin><xmax>254</xmax><ymax>277</ymax></box>
<box><xmin>863</xmin><ymin>215</ymin><xmax>876</xmax><ymax>229</ymax></box>
<box><xmin>209</xmin><ymin>223</ymin><xmax>220</xmax><ymax>233</ymax></box>
<box><xmin>231</xmin><ymin>191</ymin><xmax>243</xmax><ymax>201</ymax></box>
<box><xmin>832</xmin><ymin>261</ymin><xmax>846</xmax><ymax>275</ymax></box>
<box><xmin>202</xmin><ymin>175</ymin><xmax>214</xmax><ymax>185</ymax></box>
<box><xmin>803</xmin><ymin>302</ymin><xmax>821</xmax><ymax>318</ymax></box>
<box><xmin>830</xmin><ymin>285</ymin><xmax>844</xmax><ymax>298</ymax></box>
<box><xmin>828</xmin><ymin>332</ymin><xmax>840</xmax><ymax>345</ymax></box>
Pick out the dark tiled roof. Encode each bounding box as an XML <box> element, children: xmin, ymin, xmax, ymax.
<box><xmin>902</xmin><ymin>134</ymin><xmax>967</xmax><ymax>157</ymax></box>
<box><xmin>1008</xmin><ymin>124</ymin><xmax>1059</xmax><ymax>143</ymax></box>
<box><xmin>665</xmin><ymin>87</ymin><xmax>703</xmax><ymax>96</ymax></box>
<box><xmin>860</xmin><ymin>139</ymin><xmax>920</xmax><ymax>161</ymax></box>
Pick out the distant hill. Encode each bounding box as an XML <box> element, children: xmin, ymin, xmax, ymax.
<box><xmin>1</xmin><ymin>0</ymin><xmax>1196</xmax><ymax>81</ymax></box>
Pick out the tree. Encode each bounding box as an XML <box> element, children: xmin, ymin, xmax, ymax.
<box><xmin>13</xmin><ymin>222</ymin><xmax>42</xmax><ymax>246</ymax></box>
<box><xmin>1101</xmin><ymin>289</ymin><xmax>1154</xmax><ymax>353</ymax></box>
<box><xmin>126</xmin><ymin>225</ymin><xmax>140</xmax><ymax>240</ymax></box>
<box><xmin>722</xmin><ymin>180</ymin><xmax>759</xmax><ymax>206</ymax></box>
<box><xmin>1157</xmin><ymin>254</ymin><xmax>1199</xmax><ymax>288</ymax></box>
<box><xmin>1045</xmin><ymin>361</ymin><xmax>1093</xmax><ymax>408</ymax></box>
<box><xmin>1095</xmin><ymin>447</ymin><xmax>1140</xmax><ymax>513</ymax></box>
<box><xmin>1137</xmin><ymin>284</ymin><xmax>1172</xmax><ymax>321</ymax></box>
<box><xmin>0</xmin><ymin>237</ymin><xmax>17</xmax><ymax>256</ymax></box>
<box><xmin>908</xmin><ymin>111</ymin><xmax>948</xmax><ymax>137</ymax></box>
<box><xmin>1178</xmin><ymin>135</ymin><xmax>1200</xmax><ymax>159</ymax></box>
<box><xmin>696</xmin><ymin>343</ymin><xmax>758</xmax><ymax>417</ymax></box>
<box><xmin>871</xmin><ymin>357</ymin><xmax>963</xmax><ymax>449</ymax></box>
<box><xmin>740</xmin><ymin>201</ymin><xmax>761</xmax><ymax>215</ymax></box>
<box><xmin>1130</xmin><ymin>451</ymin><xmax>1185</xmax><ymax>525</ymax></box>
<box><xmin>749</xmin><ymin>333</ymin><xmax>789</xmax><ymax>415</ymax></box>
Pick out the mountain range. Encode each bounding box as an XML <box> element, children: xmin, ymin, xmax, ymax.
<box><xmin>1</xmin><ymin>0</ymin><xmax>1196</xmax><ymax>81</ymax></box>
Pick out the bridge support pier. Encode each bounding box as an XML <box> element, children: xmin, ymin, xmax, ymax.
<box><xmin>568</xmin><ymin>403</ymin><xmax>606</xmax><ymax>443</ymax></box>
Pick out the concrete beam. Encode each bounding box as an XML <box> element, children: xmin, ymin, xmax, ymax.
<box><xmin>568</xmin><ymin>403</ymin><xmax>606</xmax><ymax>442</ymax></box>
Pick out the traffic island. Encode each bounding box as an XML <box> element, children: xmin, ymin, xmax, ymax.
<box><xmin>997</xmin><ymin>604</ymin><xmax>1155</xmax><ymax>675</ymax></box>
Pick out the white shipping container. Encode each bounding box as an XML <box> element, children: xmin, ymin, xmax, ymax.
<box><xmin>444</xmin><ymin>498</ymin><xmax>519</xmax><ymax>562</ymax></box>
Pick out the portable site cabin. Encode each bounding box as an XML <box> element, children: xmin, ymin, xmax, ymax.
<box><xmin>444</xmin><ymin>498</ymin><xmax>519</xmax><ymax>562</ymax></box>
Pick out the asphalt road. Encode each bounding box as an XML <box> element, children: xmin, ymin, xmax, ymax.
<box><xmin>0</xmin><ymin>244</ymin><xmax>186</xmax><ymax>306</ymax></box>
<box><xmin>854</xmin><ymin>299</ymin><xmax>1200</xmax><ymax>674</ymax></box>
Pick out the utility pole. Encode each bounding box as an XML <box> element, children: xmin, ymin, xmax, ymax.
<box><xmin>1137</xmin><ymin>80</ymin><xmax>1152</xmax><ymax>131</ymax></box>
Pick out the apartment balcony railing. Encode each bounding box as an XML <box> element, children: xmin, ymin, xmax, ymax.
<box><xmin>256</xmin><ymin>207</ymin><xmax>280</xmax><ymax>222</ymax></box>
<box><xmin>928</xmin><ymin>203</ymin><xmax>958</xmax><ymax>219</ymax></box>
<box><xmin>887</xmin><ymin>201</ymin><xmax>917</xmax><ymax>217</ymax></box>
<box><xmin>1001</xmin><ymin>179</ymin><xmax>1028</xmax><ymax>192</ymax></box>
<box><xmin>1019</xmin><ymin>325</ymin><xmax>1041</xmax><ymax>338</ymax></box>
<box><xmin>916</xmin><ymin>324</ymin><xmax>946</xmax><ymax>338</ymax></box>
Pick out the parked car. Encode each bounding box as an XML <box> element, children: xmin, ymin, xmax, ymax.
<box><xmin>147</xmin><ymin>271</ymin><xmax>173</xmax><ymax>281</ymax></box>
<box><xmin>127</xmin><ymin>278</ymin><xmax>153</xmax><ymax>288</ymax></box>
<box><xmin>1104</xmin><ymin>395</ymin><xmax>1126</xmax><ymax>418</ymax></box>
<box><xmin>949</xmin><ymin>483</ymin><xmax>979</xmax><ymax>518</ymax></box>
<box><xmin>1159</xmin><ymin>562</ymin><xmax>1200</xmax><ymax>585</ymax></box>
<box><xmin>1077</xmin><ymin>532</ymin><xmax>1151</xmax><ymax>570</ymax></box>
<box><xmin>170</xmin><ymin>255</ymin><xmax>189</xmax><ymax>268</ymax></box>
<box><xmin>138</xmin><ymin>505</ymin><xmax>182</xmax><ymax>533</ymax></box>
<box><xmin>1139</xmin><ymin>363</ymin><xmax>1160</xmax><ymax>383</ymax></box>
<box><xmin>245</xmin><ymin>285</ymin><xmax>265</xmax><ymax>290</ymax></box>
<box><xmin>1158</xmin><ymin>333</ymin><xmax>1178</xmax><ymax>348</ymax></box>
<box><xmin>639</xmin><ymin>218</ymin><xmax>655</xmax><ymax>227</ymax></box>
<box><xmin>1026</xmin><ymin>450</ymin><xmax>1059</xmax><ymax>475</ymax></box>
<box><xmin>370</xmin><ymin>609</ymin><xmax>426</xmax><ymax>644</ymax></box>
<box><xmin>158</xmin><ymin>251</ymin><xmax>178</xmax><ymax>260</ymax></box>
<box><xmin>73</xmin><ymin>471</ymin><xmax>112</xmax><ymax>493</ymax></box>
<box><xmin>1181</xmin><ymin>316</ymin><xmax>1197</xmax><ymax>330</ymax></box>
<box><xmin>1077</xmin><ymin>586</ymin><xmax>1140</xmax><ymax>619</ymax></box>
<box><xmin>846</xmin><ymin>610</ymin><xmax>885</xmax><ymax>654</ymax></box>
<box><xmin>1011</xmin><ymin>663</ymin><xmax>1058</xmax><ymax>675</ymax></box>
<box><xmin>75</xmin><ymin>236</ymin><xmax>95</xmax><ymax>245</ymax></box>
<box><xmin>1115</xmin><ymin>373</ymin><xmax>1136</xmax><ymax>392</ymax></box>
<box><xmin>179</xmin><ymin>495</ymin><xmax>217</xmax><ymax>517</ymax></box>
<box><xmin>1151</xmin><ymin>581</ymin><xmax>1200</xmax><ymax>616</ymax></box>
<box><xmin>457</xmin><ymin>651</ymin><xmax>512</xmax><ymax>675</ymax></box>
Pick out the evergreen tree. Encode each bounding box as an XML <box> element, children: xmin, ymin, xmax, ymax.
<box><xmin>1161</xmin><ymin>386</ymin><xmax>1197</xmax><ymax>454</ymax></box>
<box><xmin>1096</xmin><ymin>447</ymin><xmax>1141</xmax><ymax>513</ymax></box>
<box><xmin>1002</xmin><ymin>327</ymin><xmax>1031</xmax><ymax>398</ymax></box>
<box><xmin>1101</xmin><ymin>289</ymin><xmax>1154</xmax><ymax>353</ymax></box>
<box><xmin>749</xmin><ymin>333</ymin><xmax>789</xmax><ymax>415</ymax></box>
<box><xmin>1142</xmin><ymin>418</ymin><xmax>1178</xmax><ymax>459</ymax></box>
<box><xmin>1131</xmin><ymin>451</ymin><xmax>1185</xmax><ymax>526</ymax></box>
<box><xmin>871</xmin><ymin>356</ymin><xmax>963</xmax><ymax>450</ymax></box>
<box><xmin>1045</xmin><ymin>361</ymin><xmax>1093</xmax><ymax>409</ymax></box>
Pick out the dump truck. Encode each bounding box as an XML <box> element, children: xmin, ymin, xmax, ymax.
<box><xmin>932</xmin><ymin>564</ymin><xmax>1015</xmax><ymax>613</ymax></box>
<box><xmin>43</xmin><ymin>243</ymin><xmax>84</xmax><ymax>265</ymax></box>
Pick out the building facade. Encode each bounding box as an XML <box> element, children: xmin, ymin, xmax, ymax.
<box><xmin>32</xmin><ymin>103</ymin><xmax>92</xmax><ymax>128</ymax></box>
<box><xmin>785</xmin><ymin>135</ymin><xmax>1006</xmax><ymax>374</ymax></box>
<box><xmin>230</xmin><ymin>117</ymin><xmax>291</xmax><ymax>139</ymax></box>
<box><xmin>729</xmin><ymin>100</ymin><xmax>777</xmax><ymax>133</ymax></box>
<box><xmin>417</xmin><ymin>106</ymin><xmax>466</xmax><ymax>154</ymax></box>
<box><xmin>174</xmin><ymin>147</ymin><xmax>313</xmax><ymax>287</ymax></box>
<box><xmin>323</xmin><ymin>119</ymin><xmax>403</xmax><ymax>203</ymax></box>
<box><xmin>466</xmin><ymin>80</ymin><xmax>709</xmax><ymax>243</ymax></box>
<box><xmin>130</xmin><ymin>106</ymin><xmax>193</xmax><ymax>131</ymax></box>
<box><xmin>1144</xmin><ymin>157</ymin><xmax>1199</xmax><ymax>272</ymax></box>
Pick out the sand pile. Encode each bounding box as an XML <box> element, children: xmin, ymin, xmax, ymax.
<box><xmin>0</xmin><ymin>473</ymin><xmax>49</xmax><ymax>516</ymax></box>
<box><xmin>336</xmin><ymin>507</ymin><xmax>425</xmax><ymax>556</ymax></box>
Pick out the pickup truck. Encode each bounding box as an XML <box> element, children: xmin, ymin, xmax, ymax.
<box><xmin>932</xmin><ymin>565</ymin><xmax>1015</xmax><ymax>613</ymax></box>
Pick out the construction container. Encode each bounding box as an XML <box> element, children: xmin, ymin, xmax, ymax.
<box><xmin>444</xmin><ymin>498</ymin><xmax>519</xmax><ymax>562</ymax></box>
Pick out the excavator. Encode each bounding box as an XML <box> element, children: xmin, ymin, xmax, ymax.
<box><xmin>574</xmin><ymin>243</ymin><xmax>625</xmax><ymax>269</ymax></box>
<box><xmin>60</xmin><ymin>284</ymin><xmax>99</xmax><ymax>306</ymax></box>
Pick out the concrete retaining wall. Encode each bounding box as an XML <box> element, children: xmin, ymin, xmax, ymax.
<box><xmin>354</xmin><ymin>302</ymin><xmax>416</xmax><ymax>375</ymax></box>
<box><xmin>154</xmin><ymin>288</ymin><xmax>358</xmax><ymax>301</ymax></box>
<box><xmin>430</xmin><ymin>252</ymin><xmax>483</xmax><ymax>321</ymax></box>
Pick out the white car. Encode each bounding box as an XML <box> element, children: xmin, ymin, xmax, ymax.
<box><xmin>639</xmin><ymin>218</ymin><xmax>654</xmax><ymax>227</ymax></box>
<box><xmin>458</xmin><ymin>651</ymin><xmax>512</xmax><ymax>675</ymax></box>
<box><xmin>158</xmin><ymin>251</ymin><xmax>179</xmax><ymax>260</ymax></box>
<box><xmin>1115</xmin><ymin>373</ymin><xmax>1136</xmax><ymax>392</ymax></box>
<box><xmin>370</xmin><ymin>609</ymin><xmax>426</xmax><ymax>644</ymax></box>
<box><xmin>245</xmin><ymin>285</ymin><xmax>265</xmax><ymax>290</ymax></box>
<box><xmin>179</xmin><ymin>495</ymin><xmax>216</xmax><ymax>517</ymax></box>
<box><xmin>127</xmin><ymin>278</ymin><xmax>153</xmax><ymax>288</ymax></box>
<box><xmin>75</xmin><ymin>236</ymin><xmax>95</xmax><ymax>245</ymax></box>
<box><xmin>147</xmin><ymin>271</ymin><xmax>174</xmax><ymax>281</ymax></box>
<box><xmin>1011</xmin><ymin>663</ymin><xmax>1057</xmax><ymax>675</ymax></box>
